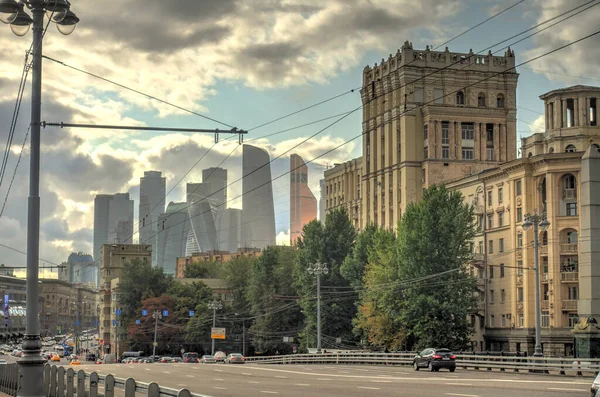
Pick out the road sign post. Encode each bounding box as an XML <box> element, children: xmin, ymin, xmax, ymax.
<box><xmin>211</xmin><ymin>327</ymin><xmax>226</xmax><ymax>340</ymax></box>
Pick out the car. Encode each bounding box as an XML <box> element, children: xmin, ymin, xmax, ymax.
<box><xmin>200</xmin><ymin>355</ymin><xmax>216</xmax><ymax>364</ymax></box>
<box><xmin>183</xmin><ymin>352</ymin><xmax>199</xmax><ymax>363</ymax></box>
<box><xmin>224</xmin><ymin>353</ymin><xmax>245</xmax><ymax>364</ymax></box>
<box><xmin>413</xmin><ymin>348</ymin><xmax>456</xmax><ymax>372</ymax></box>
<box><xmin>0</xmin><ymin>359</ymin><xmax>7</xmax><ymax>365</ymax></box>
<box><xmin>51</xmin><ymin>355</ymin><xmax>61</xmax><ymax>362</ymax></box>
<box><xmin>592</xmin><ymin>371</ymin><xmax>600</xmax><ymax>397</ymax></box>
<box><xmin>171</xmin><ymin>357</ymin><xmax>183</xmax><ymax>363</ymax></box>
<box><xmin>160</xmin><ymin>357</ymin><xmax>172</xmax><ymax>363</ymax></box>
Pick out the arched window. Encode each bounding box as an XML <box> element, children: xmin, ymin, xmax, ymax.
<box><xmin>563</xmin><ymin>174</ymin><xmax>576</xmax><ymax>189</ymax></box>
<box><xmin>478</xmin><ymin>92</ymin><xmax>486</xmax><ymax>107</ymax></box>
<box><xmin>497</xmin><ymin>94</ymin><xmax>505</xmax><ymax>108</ymax></box>
<box><xmin>541</xmin><ymin>231</ymin><xmax>548</xmax><ymax>245</ymax></box>
<box><xmin>528</xmin><ymin>152</ymin><xmax>533</xmax><ymax>158</ymax></box>
<box><xmin>565</xmin><ymin>145</ymin><xmax>576</xmax><ymax>152</ymax></box>
<box><xmin>456</xmin><ymin>91</ymin><xmax>465</xmax><ymax>106</ymax></box>
<box><xmin>567</xmin><ymin>231</ymin><xmax>578</xmax><ymax>244</ymax></box>
<box><xmin>549</xmin><ymin>147</ymin><xmax>555</xmax><ymax>153</ymax></box>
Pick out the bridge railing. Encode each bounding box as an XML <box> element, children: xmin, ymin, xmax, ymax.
<box><xmin>42</xmin><ymin>365</ymin><xmax>205</xmax><ymax>397</ymax></box>
<box><xmin>0</xmin><ymin>363</ymin><xmax>20</xmax><ymax>396</ymax></box>
<box><xmin>244</xmin><ymin>352</ymin><xmax>600</xmax><ymax>375</ymax></box>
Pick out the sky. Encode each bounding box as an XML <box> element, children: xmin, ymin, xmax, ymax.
<box><xmin>0</xmin><ymin>0</ymin><xmax>599</xmax><ymax>275</ymax></box>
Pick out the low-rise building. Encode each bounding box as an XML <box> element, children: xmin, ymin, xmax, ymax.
<box><xmin>0</xmin><ymin>275</ymin><xmax>26</xmax><ymax>341</ymax></box>
<box><xmin>175</xmin><ymin>247</ymin><xmax>262</xmax><ymax>278</ymax></box>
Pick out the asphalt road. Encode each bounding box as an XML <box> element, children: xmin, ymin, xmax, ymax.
<box><xmin>71</xmin><ymin>362</ymin><xmax>595</xmax><ymax>397</ymax></box>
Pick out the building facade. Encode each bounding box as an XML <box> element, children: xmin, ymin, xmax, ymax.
<box><xmin>0</xmin><ymin>275</ymin><xmax>26</xmax><ymax>341</ymax></box>
<box><xmin>323</xmin><ymin>157</ymin><xmax>363</xmax><ymax>229</ymax></box>
<box><xmin>58</xmin><ymin>252</ymin><xmax>96</xmax><ymax>287</ymax></box>
<box><xmin>39</xmin><ymin>280</ymin><xmax>99</xmax><ymax>338</ymax></box>
<box><xmin>242</xmin><ymin>145</ymin><xmax>276</xmax><ymax>249</ymax></box>
<box><xmin>319</xmin><ymin>179</ymin><xmax>326</xmax><ymax>222</ymax></box>
<box><xmin>99</xmin><ymin>243</ymin><xmax>152</xmax><ymax>355</ymax></box>
<box><xmin>175</xmin><ymin>247</ymin><xmax>262</xmax><ymax>279</ymax></box>
<box><xmin>139</xmin><ymin>171</ymin><xmax>166</xmax><ymax>264</ymax></box>
<box><xmin>290</xmin><ymin>154</ymin><xmax>317</xmax><ymax>244</ymax></box>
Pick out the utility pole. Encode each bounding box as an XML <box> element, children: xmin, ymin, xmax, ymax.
<box><xmin>307</xmin><ymin>262</ymin><xmax>328</xmax><ymax>354</ymax></box>
<box><xmin>152</xmin><ymin>310</ymin><xmax>162</xmax><ymax>358</ymax></box>
<box><xmin>522</xmin><ymin>212</ymin><xmax>550</xmax><ymax>357</ymax></box>
<box><xmin>208</xmin><ymin>300</ymin><xmax>222</xmax><ymax>355</ymax></box>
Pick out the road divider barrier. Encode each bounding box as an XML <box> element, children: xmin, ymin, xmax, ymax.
<box><xmin>244</xmin><ymin>352</ymin><xmax>600</xmax><ymax>376</ymax></box>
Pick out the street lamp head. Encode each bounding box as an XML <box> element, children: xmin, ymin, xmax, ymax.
<box><xmin>521</xmin><ymin>217</ymin><xmax>533</xmax><ymax>231</ymax></box>
<box><xmin>45</xmin><ymin>0</ymin><xmax>70</xmax><ymax>23</ymax></box>
<box><xmin>9</xmin><ymin>5</ymin><xmax>31</xmax><ymax>36</ymax></box>
<box><xmin>0</xmin><ymin>0</ymin><xmax>19</xmax><ymax>24</ymax></box>
<box><xmin>56</xmin><ymin>9</ymin><xmax>78</xmax><ymax>35</ymax></box>
<box><xmin>539</xmin><ymin>218</ymin><xmax>550</xmax><ymax>231</ymax></box>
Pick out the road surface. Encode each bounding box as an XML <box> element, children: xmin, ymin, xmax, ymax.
<box><xmin>71</xmin><ymin>362</ymin><xmax>594</xmax><ymax>397</ymax></box>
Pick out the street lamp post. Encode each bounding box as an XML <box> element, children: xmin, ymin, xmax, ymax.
<box><xmin>307</xmin><ymin>262</ymin><xmax>328</xmax><ymax>354</ymax></box>
<box><xmin>151</xmin><ymin>310</ymin><xmax>162</xmax><ymax>358</ymax></box>
<box><xmin>522</xmin><ymin>211</ymin><xmax>551</xmax><ymax>357</ymax></box>
<box><xmin>235</xmin><ymin>313</ymin><xmax>246</xmax><ymax>357</ymax></box>
<box><xmin>208</xmin><ymin>300</ymin><xmax>222</xmax><ymax>355</ymax></box>
<box><xmin>0</xmin><ymin>1</ymin><xmax>79</xmax><ymax>395</ymax></box>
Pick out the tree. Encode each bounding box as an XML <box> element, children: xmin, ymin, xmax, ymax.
<box><xmin>127</xmin><ymin>295</ymin><xmax>181</xmax><ymax>354</ymax></box>
<box><xmin>355</xmin><ymin>185</ymin><xmax>478</xmax><ymax>351</ymax></box>
<box><xmin>341</xmin><ymin>223</ymin><xmax>380</xmax><ymax>290</ymax></box>
<box><xmin>118</xmin><ymin>258</ymin><xmax>173</xmax><ymax>323</ymax></box>
<box><xmin>183</xmin><ymin>260</ymin><xmax>222</xmax><ymax>278</ymax></box>
<box><xmin>294</xmin><ymin>208</ymin><xmax>358</xmax><ymax>350</ymax></box>
<box><xmin>247</xmin><ymin>246</ymin><xmax>302</xmax><ymax>354</ymax></box>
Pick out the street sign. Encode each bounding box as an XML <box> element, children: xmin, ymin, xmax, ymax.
<box><xmin>180</xmin><ymin>348</ymin><xmax>185</xmax><ymax>354</ymax></box>
<box><xmin>292</xmin><ymin>345</ymin><xmax>297</xmax><ymax>353</ymax></box>
<box><xmin>162</xmin><ymin>310</ymin><xmax>169</xmax><ymax>317</ymax></box>
<box><xmin>211</xmin><ymin>327</ymin><xmax>226</xmax><ymax>339</ymax></box>
<box><xmin>189</xmin><ymin>310</ymin><xmax>195</xmax><ymax>317</ymax></box>
<box><xmin>112</xmin><ymin>320</ymin><xmax>117</xmax><ymax>326</ymax></box>
<box><xmin>115</xmin><ymin>309</ymin><xmax>121</xmax><ymax>315</ymax></box>
<box><xmin>75</xmin><ymin>321</ymin><xmax>80</xmax><ymax>326</ymax></box>
<box><xmin>135</xmin><ymin>319</ymin><xmax>140</xmax><ymax>324</ymax></box>
<box><xmin>142</xmin><ymin>310</ymin><xmax>148</xmax><ymax>316</ymax></box>
<box><xmin>153</xmin><ymin>342</ymin><xmax>158</xmax><ymax>347</ymax></box>
<box><xmin>335</xmin><ymin>337</ymin><xmax>342</xmax><ymax>343</ymax></box>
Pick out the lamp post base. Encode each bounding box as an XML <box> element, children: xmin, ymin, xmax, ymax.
<box><xmin>17</xmin><ymin>334</ymin><xmax>46</xmax><ymax>397</ymax></box>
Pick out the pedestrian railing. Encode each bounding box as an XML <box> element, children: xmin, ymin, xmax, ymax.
<box><xmin>244</xmin><ymin>352</ymin><xmax>600</xmax><ymax>376</ymax></box>
<box><xmin>0</xmin><ymin>364</ymin><xmax>20</xmax><ymax>396</ymax></box>
<box><xmin>43</xmin><ymin>365</ymin><xmax>207</xmax><ymax>397</ymax></box>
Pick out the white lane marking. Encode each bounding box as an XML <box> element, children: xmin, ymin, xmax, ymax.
<box><xmin>145</xmin><ymin>368</ymin><xmax>151</xmax><ymax>371</ymax></box>
<box><xmin>295</xmin><ymin>384</ymin><xmax>310</xmax><ymax>386</ymax></box>
<box><xmin>260</xmin><ymin>391</ymin><xmax>279</xmax><ymax>394</ymax></box>
<box><xmin>358</xmin><ymin>387</ymin><xmax>381</xmax><ymax>390</ymax></box>
<box><xmin>446</xmin><ymin>383</ymin><xmax>472</xmax><ymax>386</ymax></box>
<box><xmin>186</xmin><ymin>375</ymin><xmax>194</xmax><ymax>378</ymax></box>
<box><xmin>242</xmin><ymin>373</ymin><xmax>252</xmax><ymax>376</ymax></box>
<box><xmin>316</xmin><ymin>378</ymin><xmax>332</xmax><ymax>381</ymax></box>
<box><xmin>249</xmin><ymin>381</ymin><xmax>260</xmax><ymax>384</ymax></box>
<box><xmin>164</xmin><ymin>371</ymin><xmax>171</xmax><ymax>374</ymax></box>
<box><xmin>274</xmin><ymin>375</ymin><xmax>287</xmax><ymax>379</ymax></box>
<box><xmin>214</xmin><ymin>369</ymin><xmax>223</xmax><ymax>372</ymax></box>
<box><xmin>213</xmin><ymin>387</ymin><xmax>227</xmax><ymax>390</ymax></box>
<box><xmin>547</xmin><ymin>388</ymin><xmax>587</xmax><ymax>392</ymax></box>
<box><xmin>214</xmin><ymin>378</ymin><xmax>224</xmax><ymax>381</ymax></box>
<box><xmin>371</xmin><ymin>380</ymin><xmax>392</xmax><ymax>383</ymax></box>
<box><xmin>445</xmin><ymin>394</ymin><xmax>479</xmax><ymax>397</ymax></box>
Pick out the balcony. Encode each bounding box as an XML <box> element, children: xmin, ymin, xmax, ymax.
<box><xmin>472</xmin><ymin>253</ymin><xmax>485</xmax><ymax>263</ymax></box>
<box><xmin>560</xmin><ymin>244</ymin><xmax>578</xmax><ymax>254</ymax></box>
<box><xmin>560</xmin><ymin>272</ymin><xmax>579</xmax><ymax>282</ymax></box>
<box><xmin>539</xmin><ymin>245</ymin><xmax>548</xmax><ymax>255</ymax></box>
<box><xmin>563</xmin><ymin>189</ymin><xmax>577</xmax><ymax>199</ymax></box>
<box><xmin>541</xmin><ymin>300</ymin><xmax>550</xmax><ymax>310</ymax></box>
<box><xmin>561</xmin><ymin>300</ymin><xmax>578</xmax><ymax>311</ymax></box>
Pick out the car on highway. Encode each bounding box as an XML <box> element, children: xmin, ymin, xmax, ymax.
<box><xmin>51</xmin><ymin>355</ymin><xmax>61</xmax><ymax>362</ymax></box>
<box><xmin>171</xmin><ymin>357</ymin><xmax>183</xmax><ymax>363</ymax></box>
<box><xmin>413</xmin><ymin>348</ymin><xmax>456</xmax><ymax>372</ymax></box>
<box><xmin>183</xmin><ymin>352</ymin><xmax>199</xmax><ymax>363</ymax></box>
<box><xmin>200</xmin><ymin>355</ymin><xmax>216</xmax><ymax>364</ymax></box>
<box><xmin>592</xmin><ymin>371</ymin><xmax>600</xmax><ymax>397</ymax></box>
<box><xmin>160</xmin><ymin>357</ymin><xmax>173</xmax><ymax>363</ymax></box>
<box><xmin>0</xmin><ymin>359</ymin><xmax>7</xmax><ymax>365</ymax></box>
<box><xmin>224</xmin><ymin>353</ymin><xmax>245</xmax><ymax>364</ymax></box>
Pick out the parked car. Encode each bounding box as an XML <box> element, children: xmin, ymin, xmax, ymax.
<box><xmin>183</xmin><ymin>352</ymin><xmax>199</xmax><ymax>363</ymax></box>
<box><xmin>413</xmin><ymin>348</ymin><xmax>456</xmax><ymax>372</ymax></box>
<box><xmin>171</xmin><ymin>357</ymin><xmax>183</xmax><ymax>363</ymax></box>
<box><xmin>200</xmin><ymin>355</ymin><xmax>216</xmax><ymax>364</ymax></box>
<box><xmin>224</xmin><ymin>353</ymin><xmax>245</xmax><ymax>364</ymax></box>
<box><xmin>160</xmin><ymin>357</ymin><xmax>172</xmax><ymax>363</ymax></box>
<box><xmin>214</xmin><ymin>351</ymin><xmax>226</xmax><ymax>363</ymax></box>
<box><xmin>591</xmin><ymin>371</ymin><xmax>600</xmax><ymax>397</ymax></box>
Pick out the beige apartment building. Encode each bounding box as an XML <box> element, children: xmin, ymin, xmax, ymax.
<box><xmin>323</xmin><ymin>157</ymin><xmax>363</xmax><ymax>229</ymax></box>
<box><xmin>99</xmin><ymin>243</ymin><xmax>152</xmax><ymax>356</ymax></box>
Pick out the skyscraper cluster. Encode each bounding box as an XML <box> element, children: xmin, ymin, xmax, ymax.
<box><xmin>92</xmin><ymin>144</ymin><xmax>284</xmax><ymax>278</ymax></box>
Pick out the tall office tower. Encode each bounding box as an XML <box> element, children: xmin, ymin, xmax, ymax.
<box><xmin>202</xmin><ymin>167</ymin><xmax>227</xmax><ymax>207</ymax></box>
<box><xmin>290</xmin><ymin>154</ymin><xmax>317</xmax><ymax>244</ymax></box>
<box><xmin>241</xmin><ymin>145</ymin><xmax>276</xmax><ymax>249</ymax></box>
<box><xmin>319</xmin><ymin>179</ymin><xmax>326</xmax><ymax>222</ymax></box>
<box><xmin>66</xmin><ymin>252</ymin><xmax>96</xmax><ymax>286</ymax></box>
<box><xmin>218</xmin><ymin>208</ymin><xmax>242</xmax><ymax>253</ymax></box>
<box><xmin>139</xmin><ymin>171</ymin><xmax>166</xmax><ymax>264</ymax></box>
<box><xmin>156</xmin><ymin>202</ymin><xmax>191</xmax><ymax>275</ymax></box>
<box><xmin>93</xmin><ymin>193</ymin><xmax>134</xmax><ymax>286</ymax></box>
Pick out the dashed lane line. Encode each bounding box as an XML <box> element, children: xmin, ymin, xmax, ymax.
<box><xmin>164</xmin><ymin>371</ymin><xmax>171</xmax><ymax>374</ymax></box>
<box><xmin>295</xmin><ymin>384</ymin><xmax>310</xmax><ymax>386</ymax></box>
<box><xmin>315</xmin><ymin>378</ymin><xmax>332</xmax><ymax>381</ymax></box>
<box><xmin>445</xmin><ymin>394</ymin><xmax>479</xmax><ymax>397</ymax></box>
<box><xmin>186</xmin><ymin>375</ymin><xmax>194</xmax><ymax>378</ymax></box>
<box><xmin>260</xmin><ymin>391</ymin><xmax>278</xmax><ymax>394</ymax></box>
<box><xmin>249</xmin><ymin>381</ymin><xmax>260</xmax><ymax>384</ymax></box>
<box><xmin>214</xmin><ymin>369</ymin><xmax>223</xmax><ymax>372</ymax></box>
<box><xmin>547</xmin><ymin>388</ymin><xmax>587</xmax><ymax>392</ymax></box>
<box><xmin>242</xmin><ymin>373</ymin><xmax>252</xmax><ymax>375</ymax></box>
<box><xmin>274</xmin><ymin>375</ymin><xmax>288</xmax><ymax>379</ymax></box>
<box><xmin>371</xmin><ymin>380</ymin><xmax>392</xmax><ymax>383</ymax></box>
<box><xmin>445</xmin><ymin>383</ymin><xmax>472</xmax><ymax>386</ymax></box>
<box><xmin>214</xmin><ymin>378</ymin><xmax>224</xmax><ymax>381</ymax></box>
<box><xmin>358</xmin><ymin>387</ymin><xmax>381</xmax><ymax>390</ymax></box>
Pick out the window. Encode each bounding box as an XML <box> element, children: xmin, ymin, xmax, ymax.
<box><xmin>517</xmin><ymin>233</ymin><xmax>523</xmax><ymax>248</ymax></box>
<box><xmin>424</xmin><ymin>124</ymin><xmax>428</xmax><ymax>140</ymax></box>
<box><xmin>424</xmin><ymin>146</ymin><xmax>429</xmax><ymax>159</ymax></box>
<box><xmin>434</xmin><ymin>88</ymin><xmax>444</xmax><ymax>104</ymax></box>
<box><xmin>414</xmin><ymin>87</ymin><xmax>424</xmax><ymax>103</ymax></box>
<box><xmin>478</xmin><ymin>92</ymin><xmax>486</xmax><ymax>107</ymax></box>
<box><xmin>456</xmin><ymin>91</ymin><xmax>465</xmax><ymax>105</ymax></box>
<box><xmin>498</xmin><ymin>188</ymin><xmax>503</xmax><ymax>203</ymax></box>
<box><xmin>488</xmin><ymin>240</ymin><xmax>494</xmax><ymax>254</ymax></box>
<box><xmin>542</xmin><ymin>311</ymin><xmax>550</xmax><ymax>328</ymax></box>
<box><xmin>565</xmin><ymin>145</ymin><xmax>576</xmax><ymax>152</ymax></box>
<box><xmin>490</xmin><ymin>290</ymin><xmax>495</xmax><ymax>304</ymax></box>
<box><xmin>542</xmin><ymin>257</ymin><xmax>549</xmax><ymax>273</ymax></box>
<box><xmin>564</xmin><ymin>174</ymin><xmax>576</xmax><ymax>189</ymax></box>
<box><xmin>497</xmin><ymin>94</ymin><xmax>505</xmax><ymax>108</ymax></box>
<box><xmin>442</xmin><ymin>147</ymin><xmax>449</xmax><ymax>159</ymax></box>
<box><xmin>568</xmin><ymin>314</ymin><xmax>579</xmax><ymax>327</ymax></box>
<box><xmin>518</xmin><ymin>314</ymin><xmax>524</xmax><ymax>328</ymax></box>
<box><xmin>567</xmin><ymin>231</ymin><xmax>578</xmax><ymax>244</ymax></box>
<box><xmin>517</xmin><ymin>207</ymin><xmax>523</xmax><ymax>222</ymax></box>
<box><xmin>516</xmin><ymin>179</ymin><xmax>522</xmax><ymax>195</ymax></box>
<box><xmin>500</xmin><ymin>264</ymin><xmax>505</xmax><ymax>278</ymax></box>
<box><xmin>543</xmin><ymin>283</ymin><xmax>549</xmax><ymax>300</ymax></box>
<box><xmin>441</xmin><ymin>122</ymin><xmax>449</xmax><ymax>144</ymax></box>
<box><xmin>566</xmin><ymin>202</ymin><xmax>577</xmax><ymax>216</ymax></box>
<box><xmin>499</xmin><ymin>238</ymin><xmax>504</xmax><ymax>253</ymax></box>
<box><xmin>501</xmin><ymin>315</ymin><xmax>506</xmax><ymax>327</ymax></box>
<box><xmin>490</xmin><ymin>315</ymin><xmax>495</xmax><ymax>327</ymax></box>
<box><xmin>518</xmin><ymin>287</ymin><xmax>524</xmax><ymax>302</ymax></box>
<box><xmin>487</xmin><ymin>148</ymin><xmax>495</xmax><ymax>161</ymax></box>
<box><xmin>568</xmin><ymin>286</ymin><xmax>579</xmax><ymax>300</ymax></box>
<box><xmin>461</xmin><ymin>123</ymin><xmax>474</xmax><ymax>140</ymax></box>
<box><xmin>498</xmin><ymin>212</ymin><xmax>504</xmax><ymax>227</ymax></box>
<box><xmin>489</xmin><ymin>264</ymin><xmax>494</xmax><ymax>278</ymax></box>
<box><xmin>487</xmin><ymin>214</ymin><xmax>493</xmax><ymax>229</ymax></box>
<box><xmin>462</xmin><ymin>148</ymin><xmax>474</xmax><ymax>160</ymax></box>
<box><xmin>501</xmin><ymin>289</ymin><xmax>506</xmax><ymax>303</ymax></box>
<box><xmin>487</xmin><ymin>191</ymin><xmax>493</xmax><ymax>206</ymax></box>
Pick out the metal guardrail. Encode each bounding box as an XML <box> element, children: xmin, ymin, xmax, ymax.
<box><xmin>245</xmin><ymin>353</ymin><xmax>600</xmax><ymax>376</ymax></box>
<box><xmin>0</xmin><ymin>364</ymin><xmax>20</xmax><ymax>396</ymax></box>
<box><xmin>43</xmin><ymin>365</ymin><xmax>209</xmax><ymax>397</ymax></box>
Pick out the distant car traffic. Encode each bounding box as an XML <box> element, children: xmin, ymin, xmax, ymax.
<box><xmin>224</xmin><ymin>353</ymin><xmax>245</xmax><ymax>364</ymax></box>
<box><xmin>183</xmin><ymin>352</ymin><xmax>199</xmax><ymax>363</ymax></box>
<box><xmin>200</xmin><ymin>355</ymin><xmax>216</xmax><ymax>364</ymax></box>
<box><xmin>413</xmin><ymin>348</ymin><xmax>456</xmax><ymax>372</ymax></box>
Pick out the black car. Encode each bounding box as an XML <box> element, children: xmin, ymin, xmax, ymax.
<box><xmin>413</xmin><ymin>348</ymin><xmax>456</xmax><ymax>372</ymax></box>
